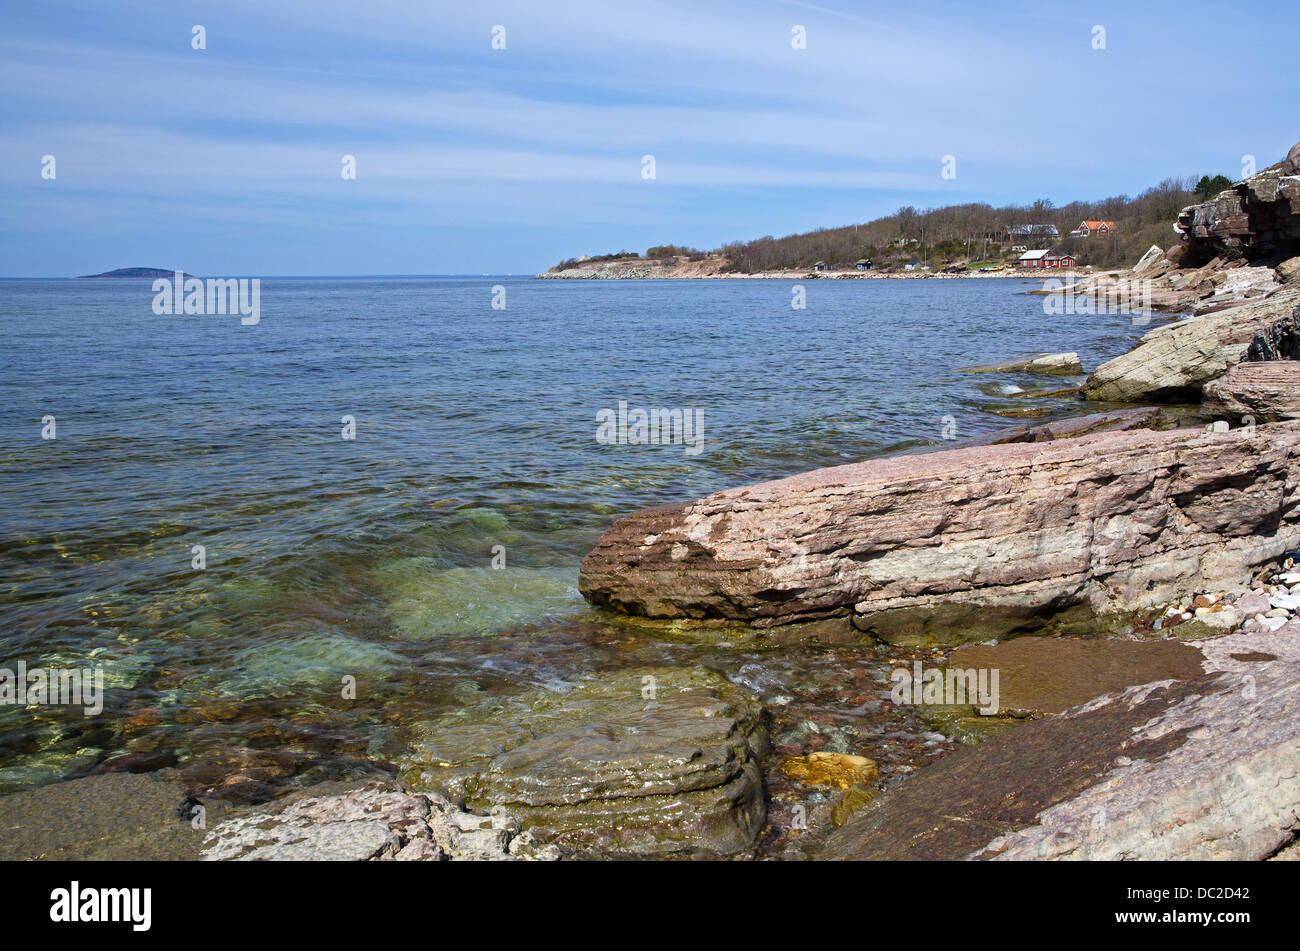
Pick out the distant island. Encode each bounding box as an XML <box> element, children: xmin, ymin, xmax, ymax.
<box><xmin>74</xmin><ymin>267</ymin><xmax>198</xmax><ymax>280</ymax></box>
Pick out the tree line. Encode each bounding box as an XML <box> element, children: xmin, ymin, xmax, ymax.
<box><xmin>551</xmin><ymin>170</ymin><xmax>1236</xmax><ymax>272</ymax></box>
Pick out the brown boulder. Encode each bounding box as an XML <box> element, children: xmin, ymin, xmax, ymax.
<box><xmin>1174</xmin><ymin>142</ymin><xmax>1300</xmax><ymax>257</ymax></box>
<box><xmin>1276</xmin><ymin>255</ymin><xmax>1300</xmax><ymax>284</ymax></box>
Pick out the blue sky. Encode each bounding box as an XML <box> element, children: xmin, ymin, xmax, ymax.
<box><xmin>2</xmin><ymin>0</ymin><xmax>1296</xmax><ymax>276</ymax></box>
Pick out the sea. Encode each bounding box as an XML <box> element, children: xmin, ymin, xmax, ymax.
<box><xmin>0</xmin><ymin>275</ymin><xmax>1145</xmax><ymax>795</ymax></box>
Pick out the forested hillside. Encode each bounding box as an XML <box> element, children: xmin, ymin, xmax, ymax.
<box><xmin>552</xmin><ymin>171</ymin><xmax>1237</xmax><ymax>273</ymax></box>
<box><xmin>718</xmin><ymin>177</ymin><xmax>1203</xmax><ymax>272</ymax></box>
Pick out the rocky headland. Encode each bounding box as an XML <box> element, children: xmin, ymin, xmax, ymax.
<box><xmin>538</xmin><ymin>254</ymin><xmax>1076</xmax><ymax>280</ymax></box>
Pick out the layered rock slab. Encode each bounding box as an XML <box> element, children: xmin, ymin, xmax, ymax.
<box><xmin>580</xmin><ymin>422</ymin><xmax>1300</xmax><ymax>646</ymax></box>
<box><xmin>1081</xmin><ymin>290</ymin><xmax>1300</xmax><ymax>402</ymax></box>
<box><xmin>819</xmin><ymin>629</ymin><xmax>1300</xmax><ymax>860</ymax></box>
<box><xmin>962</xmin><ymin>352</ymin><xmax>1083</xmax><ymax>376</ymax></box>
<box><xmin>399</xmin><ymin>667</ymin><xmax>769</xmax><ymax>858</ymax></box>
<box><xmin>1202</xmin><ymin>361</ymin><xmax>1300</xmax><ymax>423</ymax></box>
<box><xmin>1175</xmin><ymin>153</ymin><xmax>1300</xmax><ymax>256</ymax></box>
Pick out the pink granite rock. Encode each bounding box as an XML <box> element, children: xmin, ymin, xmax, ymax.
<box><xmin>580</xmin><ymin>422</ymin><xmax>1300</xmax><ymax>646</ymax></box>
<box><xmin>1203</xmin><ymin>361</ymin><xmax>1300</xmax><ymax>422</ymax></box>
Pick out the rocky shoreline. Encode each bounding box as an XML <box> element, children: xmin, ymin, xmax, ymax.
<box><xmin>5</xmin><ymin>142</ymin><xmax>1299</xmax><ymax>863</ymax></box>
<box><xmin>538</xmin><ymin>258</ymin><xmax>1082</xmax><ymax>281</ymax></box>
<box><xmin>570</xmin><ymin>140</ymin><xmax>1300</xmax><ymax>859</ymax></box>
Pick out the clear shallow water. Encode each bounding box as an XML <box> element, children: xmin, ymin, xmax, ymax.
<box><xmin>0</xmin><ymin>276</ymin><xmax>1142</xmax><ymax>797</ymax></box>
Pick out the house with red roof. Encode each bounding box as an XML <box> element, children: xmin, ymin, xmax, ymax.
<box><xmin>1069</xmin><ymin>220</ymin><xmax>1118</xmax><ymax>238</ymax></box>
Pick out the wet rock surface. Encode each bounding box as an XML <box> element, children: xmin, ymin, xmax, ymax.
<box><xmin>580</xmin><ymin>421</ymin><xmax>1300</xmax><ymax>646</ymax></box>
<box><xmin>951</xmin><ymin>406</ymin><xmax>1168</xmax><ymax>447</ymax></box>
<box><xmin>962</xmin><ymin>351</ymin><xmax>1083</xmax><ymax>376</ymax></box>
<box><xmin>399</xmin><ymin>666</ymin><xmax>770</xmax><ymax>857</ymax></box>
<box><xmin>780</xmin><ymin>752</ymin><xmax>878</xmax><ymax>789</ymax></box>
<box><xmin>0</xmin><ymin>772</ymin><xmax>219</xmax><ymax>861</ymax></box>
<box><xmin>946</xmin><ymin>637</ymin><xmax>1204</xmax><ymax>716</ymax></box>
<box><xmin>820</xmin><ymin>628</ymin><xmax>1300</xmax><ymax>861</ymax></box>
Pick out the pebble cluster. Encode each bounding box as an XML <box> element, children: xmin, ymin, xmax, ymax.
<box><xmin>1144</xmin><ymin>557</ymin><xmax>1300</xmax><ymax>638</ymax></box>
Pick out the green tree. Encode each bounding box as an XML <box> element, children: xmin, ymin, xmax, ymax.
<box><xmin>1194</xmin><ymin>174</ymin><xmax>1233</xmax><ymax>200</ymax></box>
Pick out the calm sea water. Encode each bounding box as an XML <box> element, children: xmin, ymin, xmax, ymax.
<box><xmin>0</xmin><ymin>276</ymin><xmax>1142</xmax><ymax>795</ymax></box>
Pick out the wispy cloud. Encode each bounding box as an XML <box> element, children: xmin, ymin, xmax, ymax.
<box><xmin>1</xmin><ymin>0</ymin><xmax>1296</xmax><ymax>274</ymax></box>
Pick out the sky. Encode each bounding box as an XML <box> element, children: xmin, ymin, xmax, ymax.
<box><xmin>1</xmin><ymin>0</ymin><xmax>1297</xmax><ymax>276</ymax></box>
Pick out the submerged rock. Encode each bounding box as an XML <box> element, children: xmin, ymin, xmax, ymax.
<box><xmin>780</xmin><ymin>752</ymin><xmax>877</xmax><ymax>789</ymax></box>
<box><xmin>0</xmin><ymin>772</ymin><xmax>221</xmax><ymax>861</ymax></box>
<box><xmin>830</xmin><ymin>784</ymin><xmax>879</xmax><ymax>828</ymax></box>
<box><xmin>209</xmin><ymin>629</ymin><xmax>404</xmax><ymax>696</ymax></box>
<box><xmin>399</xmin><ymin>666</ymin><xmax>768</xmax><ymax>858</ymax></box>
<box><xmin>944</xmin><ymin>637</ymin><xmax>1204</xmax><ymax>716</ymax></box>
<box><xmin>374</xmin><ymin>559</ymin><xmax>583</xmax><ymax>637</ymax></box>
<box><xmin>953</xmin><ymin>407</ymin><xmax>1167</xmax><ymax>447</ymax></box>
<box><xmin>580</xmin><ymin>422</ymin><xmax>1300</xmax><ymax>646</ymax></box>
<box><xmin>962</xmin><ymin>352</ymin><xmax>1083</xmax><ymax>376</ymax></box>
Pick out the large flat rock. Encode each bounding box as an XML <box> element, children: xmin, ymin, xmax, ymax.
<box><xmin>1081</xmin><ymin>290</ymin><xmax>1300</xmax><ymax>402</ymax></box>
<box><xmin>398</xmin><ymin>666</ymin><xmax>769</xmax><ymax>858</ymax></box>
<box><xmin>580</xmin><ymin>422</ymin><xmax>1300</xmax><ymax>646</ymax></box>
<box><xmin>819</xmin><ymin>629</ymin><xmax>1300</xmax><ymax>860</ymax></box>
